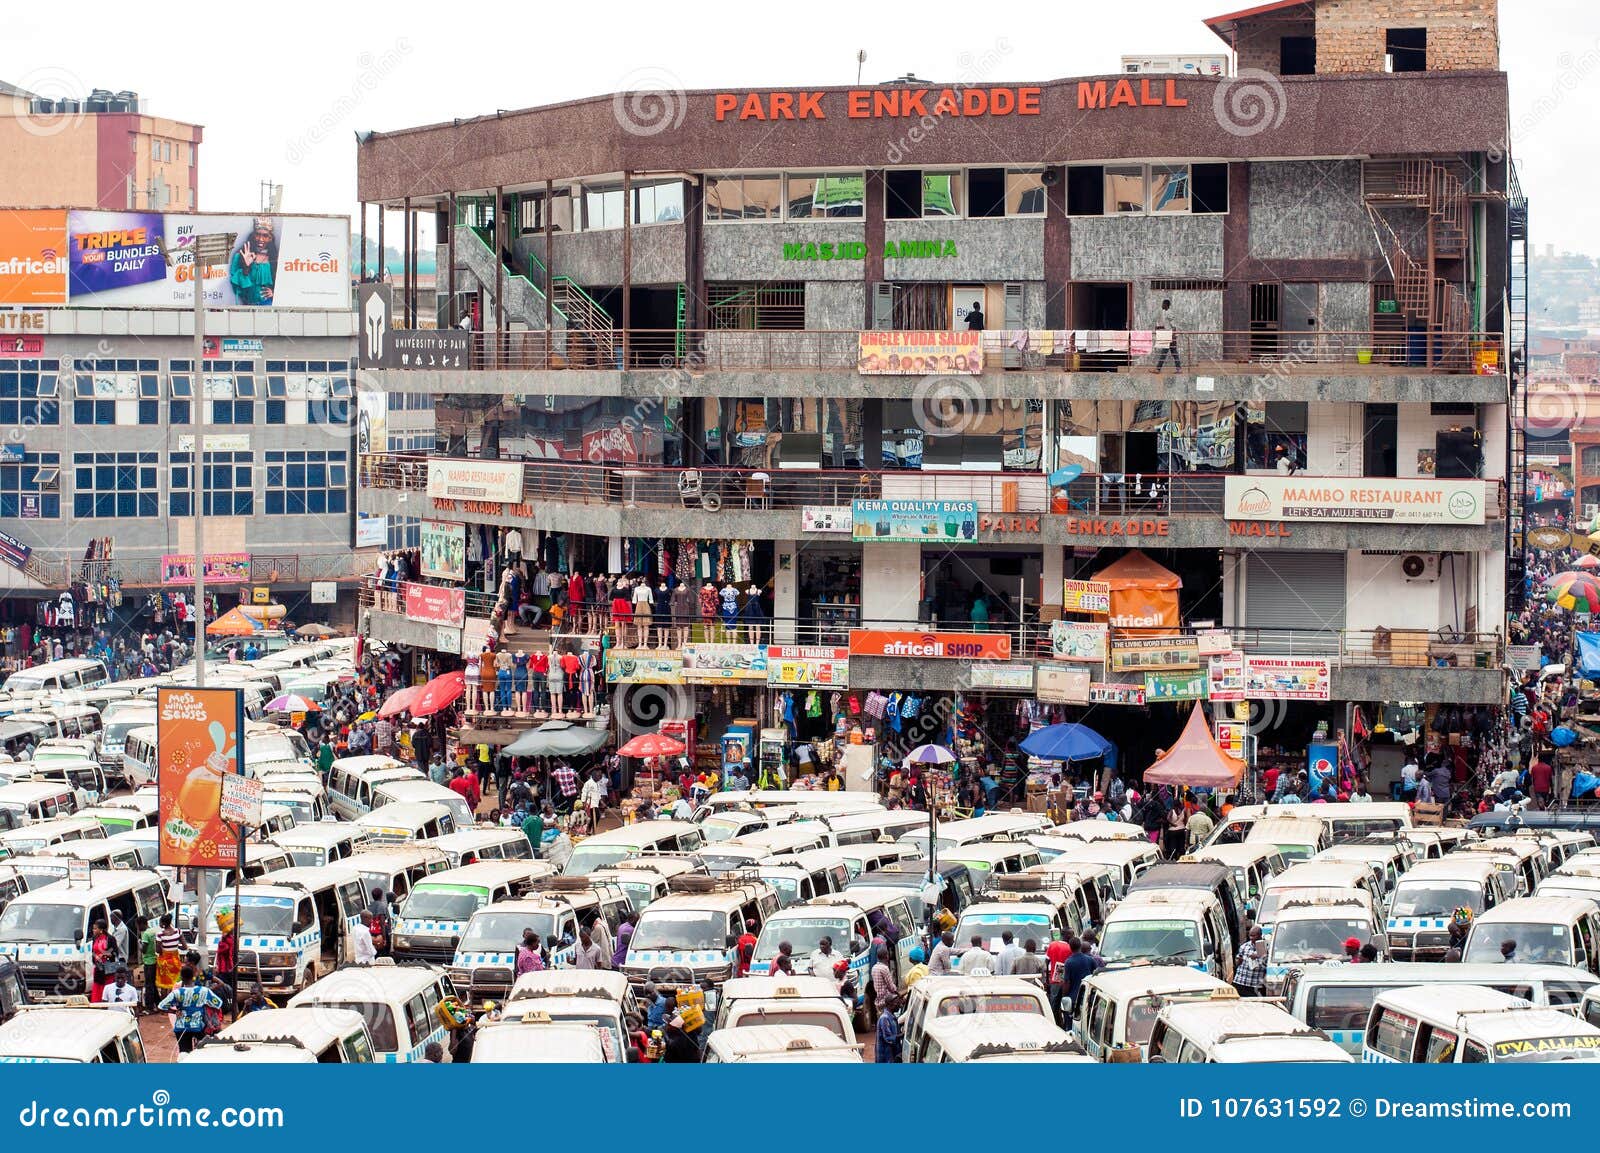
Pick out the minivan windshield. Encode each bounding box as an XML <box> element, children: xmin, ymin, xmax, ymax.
<box><xmin>404</xmin><ymin>886</ymin><xmax>487</xmax><ymax>922</ymax></box>
<box><xmin>630</xmin><ymin>911</ymin><xmax>726</xmax><ymax>952</ymax></box>
<box><xmin>563</xmin><ymin>845</ymin><xmax>634</xmax><ymax>876</ymax></box>
<box><xmin>1269</xmin><ymin>919</ymin><xmax>1372</xmax><ymax>963</ymax></box>
<box><xmin>1390</xmin><ymin>882</ymin><xmax>1483</xmax><ymax>919</ymax></box>
<box><xmin>753</xmin><ymin>916</ymin><xmax>851</xmax><ymax>963</ymax></box>
<box><xmin>211</xmin><ymin>895</ymin><xmax>299</xmax><ymax>937</ymax></box>
<box><xmin>1099</xmin><ymin>918</ymin><xmax>1201</xmax><ymax>964</ymax></box>
<box><xmin>460</xmin><ymin>912</ymin><xmax>560</xmax><ymax>952</ymax></box>
<box><xmin>0</xmin><ymin>902</ymin><xmax>85</xmax><ymax>942</ymax></box>
<box><xmin>1463</xmin><ymin>923</ymin><xmax>1574</xmax><ymax>966</ymax></box>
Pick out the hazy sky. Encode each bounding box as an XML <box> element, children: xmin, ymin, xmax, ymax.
<box><xmin>3</xmin><ymin>0</ymin><xmax>1594</xmax><ymax>251</ymax></box>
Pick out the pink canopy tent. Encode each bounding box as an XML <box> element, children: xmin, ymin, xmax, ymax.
<box><xmin>1142</xmin><ymin>705</ymin><xmax>1246</xmax><ymax>789</ymax></box>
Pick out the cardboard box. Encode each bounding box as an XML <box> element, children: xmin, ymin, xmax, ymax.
<box><xmin>1413</xmin><ymin>802</ymin><xmax>1445</xmax><ymax>827</ymax></box>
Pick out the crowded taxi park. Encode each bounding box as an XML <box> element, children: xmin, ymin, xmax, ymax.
<box><xmin>1</xmin><ymin>650</ymin><xmax>1600</xmax><ymax>1064</ymax></box>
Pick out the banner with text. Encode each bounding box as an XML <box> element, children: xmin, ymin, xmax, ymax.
<box><xmin>157</xmin><ymin>686</ymin><xmax>244</xmax><ymax>868</ymax></box>
<box><xmin>1036</xmin><ymin>663</ymin><xmax>1092</xmax><ymax>704</ymax></box>
<box><xmin>1061</xmin><ymin>579</ymin><xmax>1111</xmax><ymax>615</ymax></box>
<box><xmin>849</xmin><ymin>629</ymin><xmax>1011</xmax><ymax>660</ymax></box>
<box><xmin>161</xmin><ymin>552</ymin><xmax>250</xmax><ymax>586</ymax></box>
<box><xmin>857</xmin><ymin>329</ymin><xmax>982</xmax><ymax>374</ymax></box>
<box><xmin>427</xmin><ymin>459</ymin><xmax>525</xmax><ymax>503</ymax></box>
<box><xmin>1223</xmin><ymin>475</ymin><xmax>1487</xmax><ymax>525</ymax></box>
<box><xmin>682</xmin><ymin>644</ymin><xmax>769</xmax><ymax>682</ymax></box>
<box><xmin>1050</xmin><ymin>620</ymin><xmax>1109</xmax><ymax>663</ymax></box>
<box><xmin>419</xmin><ymin>520</ymin><xmax>467</xmax><ymax>582</ymax></box>
<box><xmin>852</xmin><ymin>499</ymin><xmax>978</xmax><ymax>544</ymax></box>
<box><xmin>403</xmin><ymin>582</ymin><xmax>466</xmax><ymax>627</ymax></box>
<box><xmin>767</xmin><ymin>646</ymin><xmax>850</xmax><ymax>687</ymax></box>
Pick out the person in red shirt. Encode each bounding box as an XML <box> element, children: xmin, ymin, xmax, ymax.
<box><xmin>736</xmin><ymin>930</ymin><xmax>759</xmax><ymax>976</ymax></box>
<box><xmin>448</xmin><ymin>766</ymin><xmax>481</xmax><ymax>813</ymax></box>
<box><xmin>1045</xmin><ymin>938</ymin><xmax>1073</xmax><ymax>1024</ymax></box>
<box><xmin>568</xmin><ymin>572</ymin><xmax>586</xmax><ymax>632</ymax></box>
<box><xmin>1530</xmin><ymin>757</ymin><xmax>1555</xmax><ymax>807</ymax></box>
<box><xmin>1262</xmin><ymin>766</ymin><xmax>1281</xmax><ymax>799</ymax></box>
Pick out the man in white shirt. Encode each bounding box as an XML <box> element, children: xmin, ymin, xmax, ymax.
<box><xmin>352</xmin><ymin>913</ymin><xmax>378</xmax><ymax>964</ymax></box>
<box><xmin>579</xmin><ymin>770</ymin><xmax>607</xmax><ymax>832</ymax></box>
<box><xmin>958</xmin><ymin>935</ymin><xmax>993</xmax><ymax>974</ymax></box>
<box><xmin>1401</xmin><ymin>759</ymin><xmax>1420</xmax><ymax>790</ymax></box>
<box><xmin>104</xmin><ymin>969</ymin><xmax>139</xmax><ymax>1005</ymax></box>
<box><xmin>668</xmin><ymin>795</ymin><xmax>693</xmax><ymax>821</ymax></box>
<box><xmin>994</xmin><ymin>932</ymin><xmax>1026</xmax><ymax>976</ymax></box>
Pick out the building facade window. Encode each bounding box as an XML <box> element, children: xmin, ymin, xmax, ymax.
<box><xmin>265</xmin><ymin>449</ymin><xmax>348</xmax><ymax>515</ymax></box>
<box><xmin>72</xmin><ymin>451</ymin><xmax>159</xmax><ymax>518</ymax></box>
<box><xmin>0</xmin><ymin>360</ymin><xmax>60</xmax><ymax>425</ymax></box>
<box><xmin>171</xmin><ymin>359</ymin><xmax>257</xmax><ymax>424</ymax></box>
<box><xmin>581</xmin><ymin>185</ymin><xmax>626</xmax><ymax>231</ymax></box>
<box><xmin>70</xmin><ymin>359</ymin><xmax>160</xmax><ymax>425</ymax></box>
<box><xmin>784</xmin><ymin>173</ymin><xmax>866</xmax><ymax>219</ymax></box>
<box><xmin>170</xmin><ymin>450</ymin><xmax>253</xmax><ymax>516</ymax></box>
<box><xmin>705</xmin><ymin>174</ymin><xmax>782</xmax><ymax>221</ymax></box>
<box><xmin>1067</xmin><ymin>163</ymin><xmax>1229</xmax><ymax>216</ymax></box>
<box><xmin>0</xmin><ymin>452</ymin><xmax>61</xmax><ymax>519</ymax></box>
<box><xmin>265</xmin><ymin>361</ymin><xmax>352</xmax><ymax>424</ymax></box>
<box><xmin>707</xmin><ymin>283</ymin><xmax>805</xmax><ymax>331</ymax></box>
<box><xmin>632</xmin><ymin>180</ymin><xmax>685</xmax><ymax>224</ymax></box>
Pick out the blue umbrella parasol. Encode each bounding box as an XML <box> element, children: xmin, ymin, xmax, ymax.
<box><xmin>1019</xmin><ymin>723</ymin><xmax>1114</xmax><ymax>763</ymax></box>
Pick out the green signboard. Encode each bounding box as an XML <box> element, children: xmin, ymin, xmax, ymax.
<box><xmin>783</xmin><ymin>240</ymin><xmax>959</xmax><ymax>262</ymax></box>
<box><xmin>1144</xmin><ymin>671</ymin><xmax>1209</xmax><ymax>702</ymax></box>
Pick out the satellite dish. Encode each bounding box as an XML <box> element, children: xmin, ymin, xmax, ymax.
<box><xmin>1049</xmin><ymin>465</ymin><xmax>1084</xmax><ymax>487</ymax></box>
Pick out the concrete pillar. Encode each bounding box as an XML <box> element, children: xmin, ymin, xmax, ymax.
<box><xmin>772</xmin><ymin>541</ymin><xmax>798</xmax><ymax>644</ymax></box>
<box><xmin>861</xmin><ymin>543</ymin><xmax>921</xmax><ymax>628</ymax></box>
<box><xmin>608</xmin><ymin>536</ymin><xmax>623</xmax><ymax>573</ymax></box>
<box><xmin>1041</xmin><ymin>546</ymin><xmax>1064</xmax><ymax>622</ymax></box>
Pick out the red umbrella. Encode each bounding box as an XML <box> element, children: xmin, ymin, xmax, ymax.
<box><xmin>410</xmin><ymin>671</ymin><xmax>466</xmax><ymax>718</ymax></box>
<box><xmin>1579</xmin><ymin>555</ymin><xmax>1600</xmax><ymax>570</ymax></box>
<box><xmin>617</xmin><ymin>732</ymin><xmax>685</xmax><ymax>758</ymax></box>
<box><xmin>378</xmin><ymin>684</ymin><xmax>424</xmax><ymax>719</ymax></box>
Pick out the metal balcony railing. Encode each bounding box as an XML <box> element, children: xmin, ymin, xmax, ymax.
<box><xmin>385</xmin><ymin>329</ymin><xmax>1503</xmax><ymax>375</ymax></box>
<box><xmin>360</xmin><ymin>454</ymin><xmax>1505</xmax><ymax>522</ymax></box>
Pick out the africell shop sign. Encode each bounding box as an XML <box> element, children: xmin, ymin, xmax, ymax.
<box><xmin>427</xmin><ymin>459</ymin><xmax>524</xmax><ymax>503</ymax></box>
<box><xmin>1223</xmin><ymin>476</ymin><xmax>1487</xmax><ymax>526</ymax></box>
<box><xmin>848</xmin><ymin>630</ymin><xmax>1011</xmax><ymax>661</ymax></box>
<box><xmin>403</xmin><ymin>582</ymin><xmax>466</xmax><ymax>628</ymax></box>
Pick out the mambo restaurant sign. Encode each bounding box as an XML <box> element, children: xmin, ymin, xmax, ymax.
<box><xmin>714</xmin><ymin>87</ymin><xmax>1042</xmax><ymax>121</ymax></box>
<box><xmin>784</xmin><ymin>240</ymin><xmax>958</xmax><ymax>262</ymax></box>
<box><xmin>1223</xmin><ymin>476</ymin><xmax>1486</xmax><ymax>526</ymax></box>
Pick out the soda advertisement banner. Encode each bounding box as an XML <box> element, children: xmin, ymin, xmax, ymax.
<box><xmin>605</xmin><ymin>649</ymin><xmax>685</xmax><ymax>684</ymax></box>
<box><xmin>403</xmin><ymin>582</ymin><xmax>466</xmax><ymax>627</ymax></box>
<box><xmin>1144</xmin><ymin>670</ymin><xmax>1209</xmax><ymax>702</ymax></box>
<box><xmin>1049</xmin><ymin>620</ymin><xmax>1109</xmax><ymax>663</ymax></box>
<box><xmin>1242</xmin><ymin>656</ymin><xmax>1332</xmax><ymax>701</ymax></box>
<box><xmin>1035</xmin><ymin>663</ymin><xmax>1092</xmax><ymax>704</ymax></box>
<box><xmin>848</xmin><ymin>629</ymin><xmax>1011</xmax><ymax>660</ymax></box>
<box><xmin>419</xmin><ymin>519</ymin><xmax>467</xmax><ymax>581</ymax></box>
<box><xmin>427</xmin><ymin>459</ymin><xmax>525</xmax><ymax>503</ymax></box>
<box><xmin>0</xmin><ymin>208</ymin><xmax>68</xmax><ymax>304</ymax></box>
<box><xmin>682</xmin><ymin>643</ymin><xmax>769</xmax><ymax>682</ymax></box>
<box><xmin>857</xmin><ymin>330</ymin><xmax>982</xmax><ymax>374</ymax></box>
<box><xmin>65</xmin><ymin>210</ymin><xmax>349</xmax><ymax>309</ymax></box>
<box><xmin>767</xmin><ymin>646</ymin><xmax>849</xmax><ymax>687</ymax></box>
<box><xmin>1214</xmin><ymin>719</ymin><xmax>1247</xmax><ymax>761</ymax></box>
<box><xmin>1088</xmin><ymin>682</ymin><xmax>1146</xmax><ymax>706</ymax></box>
<box><xmin>1223</xmin><ymin>475</ymin><xmax>1487</xmax><ymax>526</ymax></box>
<box><xmin>157</xmin><ymin>686</ymin><xmax>244</xmax><ymax>868</ymax></box>
<box><xmin>1109</xmin><ymin>636</ymin><xmax>1200</xmax><ymax>672</ymax></box>
<box><xmin>852</xmin><ymin>499</ymin><xmax>978</xmax><ymax>544</ymax></box>
<box><xmin>1061</xmin><ymin>579</ymin><xmax>1111</xmax><ymax>615</ymax></box>
<box><xmin>160</xmin><ymin>552</ymin><xmax>251</xmax><ymax>586</ymax></box>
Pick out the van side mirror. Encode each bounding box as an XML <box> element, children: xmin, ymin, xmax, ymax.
<box><xmin>725</xmin><ymin>936</ymin><xmax>738</xmax><ymax>951</ymax></box>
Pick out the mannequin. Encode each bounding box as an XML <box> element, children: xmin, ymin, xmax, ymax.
<box><xmin>465</xmin><ymin>650</ymin><xmax>482</xmax><ymax>713</ymax></box>
<box><xmin>513</xmin><ymin>649</ymin><xmax>530</xmax><ymax>713</ymax></box>
<box><xmin>547</xmin><ymin>642</ymin><xmax>566</xmax><ymax>715</ymax></box>
<box><xmin>579</xmin><ymin>646</ymin><xmax>597</xmax><ymax>716</ymax></box>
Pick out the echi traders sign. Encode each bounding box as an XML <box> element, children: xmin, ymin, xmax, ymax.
<box><xmin>767</xmin><ymin>645</ymin><xmax>849</xmax><ymax>687</ymax></box>
<box><xmin>849</xmin><ymin>630</ymin><xmax>1011</xmax><ymax>661</ymax></box>
<box><xmin>1223</xmin><ymin>476</ymin><xmax>1487</xmax><ymax>525</ymax></box>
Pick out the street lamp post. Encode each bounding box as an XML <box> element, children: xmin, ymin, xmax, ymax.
<box><xmin>189</xmin><ymin>233</ymin><xmax>236</xmax><ymax>690</ymax></box>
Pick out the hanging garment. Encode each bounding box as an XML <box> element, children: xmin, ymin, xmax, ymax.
<box><xmin>805</xmin><ymin>691</ymin><xmax>822</xmax><ymax>718</ymax></box>
<box><xmin>1129</xmin><ymin>331</ymin><xmax>1155</xmax><ymax>356</ymax></box>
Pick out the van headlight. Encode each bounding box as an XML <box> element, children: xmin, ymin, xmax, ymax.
<box><xmin>265</xmin><ymin>952</ymin><xmax>298</xmax><ymax>966</ymax></box>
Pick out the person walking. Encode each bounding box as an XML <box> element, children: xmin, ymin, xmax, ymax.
<box><xmin>138</xmin><ymin>916</ymin><xmax>160</xmax><ymax>1013</ymax></box>
<box><xmin>1234</xmin><ymin>927</ymin><xmax>1267</xmax><ymax>997</ymax></box>
<box><xmin>1153</xmin><ymin>297</ymin><xmax>1181</xmax><ymax>373</ymax></box>
<box><xmin>159</xmin><ymin>965</ymin><xmax>223</xmax><ymax>1054</ymax></box>
<box><xmin>875</xmin><ymin>993</ymin><xmax>903</xmax><ymax>1062</ymax></box>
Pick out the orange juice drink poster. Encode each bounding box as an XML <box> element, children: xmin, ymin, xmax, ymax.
<box><xmin>157</xmin><ymin>686</ymin><xmax>244</xmax><ymax>868</ymax></box>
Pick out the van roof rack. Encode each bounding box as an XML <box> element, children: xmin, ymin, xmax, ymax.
<box><xmin>668</xmin><ymin>873</ymin><xmax>762</xmax><ymax>895</ymax></box>
<box><xmin>990</xmin><ymin>874</ymin><xmax>1061</xmax><ymax>894</ymax></box>
<box><xmin>530</xmin><ymin>876</ymin><xmax>600</xmax><ymax>894</ymax></box>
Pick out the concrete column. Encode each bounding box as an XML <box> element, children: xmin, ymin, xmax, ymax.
<box><xmin>861</xmin><ymin>542</ymin><xmax>921</xmax><ymax>628</ymax></box>
<box><xmin>608</xmin><ymin>536</ymin><xmax>623</xmax><ymax>573</ymax></box>
<box><xmin>772</xmin><ymin>541</ymin><xmax>798</xmax><ymax>644</ymax></box>
<box><xmin>1041</xmin><ymin>546</ymin><xmax>1064</xmax><ymax>622</ymax></box>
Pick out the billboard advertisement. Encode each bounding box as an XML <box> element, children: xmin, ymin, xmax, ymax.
<box><xmin>766</xmin><ymin>645</ymin><xmax>849</xmax><ymax>687</ymax></box>
<box><xmin>427</xmin><ymin>459</ymin><xmax>524</xmax><ymax>503</ymax></box>
<box><xmin>63</xmin><ymin>210</ymin><xmax>349</xmax><ymax>309</ymax></box>
<box><xmin>419</xmin><ymin>520</ymin><xmax>467</xmax><ymax>581</ymax></box>
<box><xmin>1061</xmin><ymin>579</ymin><xmax>1111</xmax><ymax>615</ymax></box>
<box><xmin>605</xmin><ymin>650</ymin><xmax>685</xmax><ymax>684</ymax></box>
<box><xmin>1109</xmin><ymin>636</ymin><xmax>1200</xmax><ymax>672</ymax></box>
<box><xmin>356</xmin><ymin>389</ymin><xmax>388</xmax><ymax>458</ymax></box>
<box><xmin>852</xmin><ymin>499</ymin><xmax>978</xmax><ymax>544</ymax></box>
<box><xmin>0</xmin><ymin>209</ymin><xmax>68</xmax><ymax>305</ymax></box>
<box><xmin>857</xmin><ymin>330</ymin><xmax>981</xmax><ymax>374</ymax></box>
<box><xmin>1049</xmin><ymin>620</ymin><xmax>1108</xmax><ymax>663</ymax></box>
<box><xmin>161</xmin><ymin>552</ymin><xmax>251</xmax><ymax>586</ymax></box>
<box><xmin>157</xmin><ymin>686</ymin><xmax>244</xmax><ymax>868</ymax></box>
<box><xmin>1035</xmin><ymin>663</ymin><xmax>1091</xmax><ymax>704</ymax></box>
<box><xmin>358</xmin><ymin>282</ymin><xmax>470</xmax><ymax>369</ymax></box>
<box><xmin>682</xmin><ymin>644</ymin><xmax>768</xmax><ymax>682</ymax></box>
<box><xmin>1223</xmin><ymin>476</ymin><xmax>1488</xmax><ymax>526</ymax></box>
<box><xmin>1241</xmin><ymin>656</ymin><xmax>1332</xmax><ymax>701</ymax></box>
<box><xmin>403</xmin><ymin>582</ymin><xmax>466</xmax><ymax>627</ymax></box>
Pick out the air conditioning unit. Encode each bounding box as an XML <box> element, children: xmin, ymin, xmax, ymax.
<box><xmin>1400</xmin><ymin>554</ymin><xmax>1439</xmax><ymax>583</ymax></box>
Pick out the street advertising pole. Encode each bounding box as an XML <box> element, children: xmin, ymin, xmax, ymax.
<box><xmin>188</xmin><ymin>232</ymin><xmax>236</xmax><ymax>691</ymax></box>
<box><xmin>219</xmin><ymin>771</ymin><xmax>262</xmax><ymax>1020</ymax></box>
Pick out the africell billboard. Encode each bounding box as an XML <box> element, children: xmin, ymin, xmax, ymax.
<box><xmin>0</xmin><ymin>210</ymin><xmax>69</xmax><ymax>305</ymax></box>
<box><xmin>63</xmin><ymin>210</ymin><xmax>350</xmax><ymax>309</ymax></box>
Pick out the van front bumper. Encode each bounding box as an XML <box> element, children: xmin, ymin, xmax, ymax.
<box><xmin>1386</xmin><ymin>932</ymin><xmax>1450</xmax><ymax>961</ymax></box>
<box><xmin>450</xmin><ymin>966</ymin><xmax>514</xmax><ymax>1006</ymax></box>
<box><xmin>394</xmin><ymin>934</ymin><xmax>459</xmax><ymax>962</ymax></box>
<box><xmin>11</xmin><ymin>959</ymin><xmax>87</xmax><ymax>998</ymax></box>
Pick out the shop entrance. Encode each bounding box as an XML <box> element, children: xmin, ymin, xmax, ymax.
<box><xmin>922</xmin><ymin>548</ymin><xmax>1042</xmax><ymax>631</ymax></box>
<box><xmin>797</xmin><ymin>546</ymin><xmax>862</xmax><ymax>643</ymax></box>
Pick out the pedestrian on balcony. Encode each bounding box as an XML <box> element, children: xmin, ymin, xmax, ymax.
<box><xmin>1153</xmin><ymin>298</ymin><xmax>1181</xmax><ymax>373</ymax></box>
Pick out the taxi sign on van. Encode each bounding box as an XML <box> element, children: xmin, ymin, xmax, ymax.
<box><xmin>67</xmin><ymin>859</ymin><xmax>90</xmax><ymax>884</ymax></box>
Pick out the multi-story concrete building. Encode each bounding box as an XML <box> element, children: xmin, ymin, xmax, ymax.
<box><xmin>0</xmin><ymin>83</ymin><xmax>201</xmax><ymax>211</ymax></box>
<box><xmin>0</xmin><ymin>210</ymin><xmax>360</xmax><ymax>633</ymax></box>
<box><xmin>354</xmin><ymin>0</ymin><xmax>1517</xmax><ymax>788</ymax></box>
